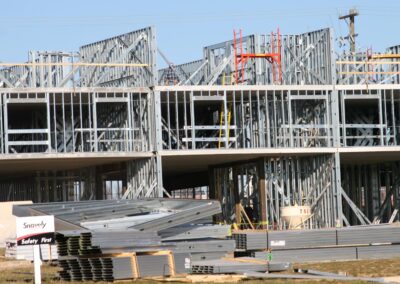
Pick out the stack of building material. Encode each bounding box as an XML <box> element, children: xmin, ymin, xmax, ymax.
<box><xmin>233</xmin><ymin>224</ymin><xmax>400</xmax><ymax>263</ymax></box>
<box><xmin>336</xmin><ymin>224</ymin><xmax>400</xmax><ymax>245</ymax></box>
<box><xmin>160</xmin><ymin>224</ymin><xmax>234</xmax><ymax>261</ymax></box>
<box><xmin>159</xmin><ymin>224</ymin><xmax>231</xmax><ymax>241</ymax></box>
<box><xmin>19</xmin><ymin>199</ymin><xmax>237</xmax><ymax>280</ymax></box>
<box><xmin>56</xmin><ymin>229</ymin><xmax>183</xmax><ymax>280</ymax></box>
<box><xmin>15</xmin><ymin>199</ymin><xmax>290</xmax><ymax>279</ymax></box>
<box><xmin>191</xmin><ymin>257</ymin><xmax>268</xmax><ymax>274</ymax></box>
<box><xmin>230</xmin><ymin>231</ymin><xmax>267</xmax><ymax>250</ymax></box>
<box><xmin>12</xmin><ymin>199</ymin><xmax>221</xmax><ymax>231</ymax></box>
<box><xmin>268</xmin><ymin>228</ymin><xmax>337</xmax><ymax>249</ymax></box>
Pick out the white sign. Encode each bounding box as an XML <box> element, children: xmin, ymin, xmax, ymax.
<box><xmin>270</xmin><ymin>240</ymin><xmax>286</xmax><ymax>247</ymax></box>
<box><xmin>184</xmin><ymin>257</ymin><xmax>191</xmax><ymax>269</ymax></box>
<box><xmin>16</xmin><ymin>215</ymin><xmax>55</xmax><ymax>284</ymax></box>
<box><xmin>16</xmin><ymin>216</ymin><xmax>55</xmax><ymax>246</ymax></box>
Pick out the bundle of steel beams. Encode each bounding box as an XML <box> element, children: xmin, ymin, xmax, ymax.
<box><xmin>191</xmin><ymin>257</ymin><xmax>268</xmax><ymax>274</ymax></box>
<box><xmin>336</xmin><ymin>224</ymin><xmax>400</xmax><ymax>245</ymax></box>
<box><xmin>159</xmin><ymin>224</ymin><xmax>231</xmax><ymax>241</ymax></box>
<box><xmin>230</xmin><ymin>231</ymin><xmax>267</xmax><ymax>250</ymax></box>
<box><xmin>251</xmin><ymin>244</ymin><xmax>400</xmax><ymax>263</ymax></box>
<box><xmin>268</xmin><ymin>228</ymin><xmax>337</xmax><ymax>249</ymax></box>
<box><xmin>241</xmin><ymin>224</ymin><xmax>400</xmax><ymax>263</ymax></box>
<box><xmin>13</xmin><ymin>199</ymin><xmax>221</xmax><ymax>232</ymax></box>
<box><xmin>47</xmin><ymin>198</ymin><xmax>240</xmax><ymax>280</ymax></box>
<box><xmin>231</xmin><ymin>224</ymin><xmax>400</xmax><ymax>252</ymax></box>
<box><xmin>170</xmin><ymin>240</ymin><xmax>235</xmax><ymax>254</ymax></box>
<box><xmin>58</xmin><ymin>256</ymin><xmax>136</xmax><ymax>281</ymax></box>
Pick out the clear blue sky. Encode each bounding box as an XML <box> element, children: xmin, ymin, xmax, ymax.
<box><xmin>1</xmin><ymin>0</ymin><xmax>399</xmax><ymax>68</ymax></box>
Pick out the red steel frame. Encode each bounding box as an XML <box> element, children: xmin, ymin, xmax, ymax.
<box><xmin>233</xmin><ymin>29</ymin><xmax>282</xmax><ymax>84</ymax></box>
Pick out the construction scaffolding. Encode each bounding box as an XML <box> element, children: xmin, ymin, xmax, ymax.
<box><xmin>1</xmin><ymin>25</ymin><xmax>400</xmax><ymax>230</ymax></box>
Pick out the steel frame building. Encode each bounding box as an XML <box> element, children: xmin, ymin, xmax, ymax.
<box><xmin>1</xmin><ymin>26</ymin><xmax>400</xmax><ymax>230</ymax></box>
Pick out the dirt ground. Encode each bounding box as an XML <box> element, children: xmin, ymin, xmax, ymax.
<box><xmin>1</xmin><ymin>247</ymin><xmax>400</xmax><ymax>284</ymax></box>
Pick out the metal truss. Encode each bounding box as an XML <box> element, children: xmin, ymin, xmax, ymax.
<box><xmin>157</xmin><ymin>28</ymin><xmax>334</xmax><ymax>86</ymax></box>
<box><xmin>0</xmin><ymin>51</ymin><xmax>79</xmax><ymax>88</ymax></box>
<box><xmin>158</xmin><ymin>59</ymin><xmax>205</xmax><ymax>86</ymax></box>
<box><xmin>79</xmin><ymin>26</ymin><xmax>157</xmax><ymax>87</ymax></box>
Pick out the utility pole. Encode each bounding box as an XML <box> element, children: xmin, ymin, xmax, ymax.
<box><xmin>339</xmin><ymin>8</ymin><xmax>359</xmax><ymax>54</ymax></box>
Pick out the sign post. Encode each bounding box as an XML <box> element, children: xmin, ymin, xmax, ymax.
<box><xmin>16</xmin><ymin>216</ymin><xmax>55</xmax><ymax>284</ymax></box>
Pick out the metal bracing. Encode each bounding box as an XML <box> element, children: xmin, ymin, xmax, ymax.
<box><xmin>209</xmin><ymin>155</ymin><xmax>339</xmax><ymax>229</ymax></box>
<box><xmin>338</xmin><ymin>87</ymin><xmax>400</xmax><ymax>147</ymax></box>
<box><xmin>157</xmin><ymin>50</ymin><xmax>205</xmax><ymax>86</ymax></box>
<box><xmin>158</xmin><ymin>28</ymin><xmax>333</xmax><ymax>86</ymax></box>
<box><xmin>79</xmin><ymin>26</ymin><xmax>157</xmax><ymax>87</ymax></box>
<box><xmin>124</xmin><ymin>157</ymin><xmax>161</xmax><ymax>199</ymax></box>
<box><xmin>341</xmin><ymin>161</ymin><xmax>400</xmax><ymax>224</ymax></box>
<box><xmin>0</xmin><ymin>51</ymin><xmax>79</xmax><ymax>88</ymax></box>
<box><xmin>0</xmin><ymin>89</ymin><xmax>152</xmax><ymax>154</ymax></box>
<box><xmin>158</xmin><ymin>87</ymin><xmax>334</xmax><ymax>150</ymax></box>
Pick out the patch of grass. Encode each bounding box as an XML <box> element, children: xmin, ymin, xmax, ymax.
<box><xmin>0</xmin><ymin>248</ymin><xmax>5</xmax><ymax>262</ymax></box>
<box><xmin>296</xmin><ymin>257</ymin><xmax>400</xmax><ymax>278</ymax></box>
<box><xmin>0</xmin><ymin>263</ymin><xmax>166</xmax><ymax>284</ymax></box>
<box><xmin>1</xmin><ymin>258</ymin><xmax>400</xmax><ymax>283</ymax></box>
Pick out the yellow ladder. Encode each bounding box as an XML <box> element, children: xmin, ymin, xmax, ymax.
<box><xmin>218</xmin><ymin>103</ymin><xmax>232</xmax><ymax>149</ymax></box>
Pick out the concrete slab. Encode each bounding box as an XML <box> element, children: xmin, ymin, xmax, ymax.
<box><xmin>160</xmin><ymin>148</ymin><xmax>335</xmax><ymax>175</ymax></box>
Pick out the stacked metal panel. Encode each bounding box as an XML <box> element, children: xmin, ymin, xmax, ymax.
<box><xmin>230</xmin><ymin>231</ymin><xmax>268</xmax><ymax>250</ymax></box>
<box><xmin>191</xmin><ymin>257</ymin><xmax>268</xmax><ymax>274</ymax></box>
<box><xmin>45</xmin><ymin>198</ymin><xmax>238</xmax><ymax>280</ymax></box>
<box><xmin>268</xmin><ymin>228</ymin><xmax>337</xmax><ymax>249</ymax></box>
<box><xmin>173</xmin><ymin>253</ymin><xmax>191</xmax><ymax>274</ymax></box>
<box><xmin>161</xmin><ymin>225</ymin><xmax>235</xmax><ymax>262</ymax></box>
<box><xmin>190</xmin><ymin>252</ymin><xmax>229</xmax><ymax>261</ymax></box>
<box><xmin>336</xmin><ymin>224</ymin><xmax>400</xmax><ymax>245</ymax></box>
<box><xmin>170</xmin><ymin>240</ymin><xmax>235</xmax><ymax>254</ymax></box>
<box><xmin>13</xmin><ymin>198</ymin><xmax>221</xmax><ymax>232</ymax></box>
<box><xmin>159</xmin><ymin>224</ymin><xmax>231</xmax><ymax>241</ymax></box>
<box><xmin>137</xmin><ymin>255</ymin><xmax>171</xmax><ymax>277</ymax></box>
<box><xmin>357</xmin><ymin>244</ymin><xmax>400</xmax><ymax>259</ymax></box>
<box><xmin>243</xmin><ymin>224</ymin><xmax>400</xmax><ymax>263</ymax></box>
<box><xmin>58</xmin><ymin>256</ymin><xmax>136</xmax><ymax>281</ymax></box>
<box><xmin>253</xmin><ymin>244</ymin><xmax>400</xmax><ymax>263</ymax></box>
<box><xmin>253</xmin><ymin>247</ymin><xmax>357</xmax><ymax>263</ymax></box>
